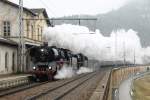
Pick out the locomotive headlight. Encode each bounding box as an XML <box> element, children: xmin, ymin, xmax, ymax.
<box><xmin>33</xmin><ymin>66</ymin><xmax>36</xmax><ymax>70</ymax></box>
<box><xmin>41</xmin><ymin>49</ymin><xmax>44</xmax><ymax>52</ymax></box>
<box><xmin>49</xmin><ymin>66</ymin><xmax>52</xmax><ymax>70</ymax></box>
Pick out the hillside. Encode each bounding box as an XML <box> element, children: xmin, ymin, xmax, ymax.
<box><xmin>54</xmin><ymin>0</ymin><xmax>150</xmax><ymax>47</ymax></box>
<box><xmin>97</xmin><ymin>0</ymin><xmax>150</xmax><ymax>47</ymax></box>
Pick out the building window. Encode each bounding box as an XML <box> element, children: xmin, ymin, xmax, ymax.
<box><xmin>40</xmin><ymin>27</ymin><xmax>43</xmax><ymax>40</ymax></box>
<box><xmin>38</xmin><ymin>27</ymin><xmax>40</xmax><ymax>40</ymax></box>
<box><xmin>5</xmin><ymin>52</ymin><xmax>9</xmax><ymax>71</ymax></box>
<box><xmin>0</xmin><ymin>52</ymin><xmax>2</xmax><ymax>66</ymax></box>
<box><xmin>26</xmin><ymin>21</ymin><xmax>30</xmax><ymax>38</ymax></box>
<box><xmin>12</xmin><ymin>52</ymin><xmax>15</xmax><ymax>72</ymax></box>
<box><xmin>41</xmin><ymin>27</ymin><xmax>43</xmax><ymax>34</ymax></box>
<box><xmin>31</xmin><ymin>25</ymin><xmax>34</xmax><ymax>39</ymax></box>
<box><xmin>3</xmin><ymin>21</ymin><xmax>11</xmax><ymax>36</ymax></box>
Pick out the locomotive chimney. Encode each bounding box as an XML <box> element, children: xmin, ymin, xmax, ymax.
<box><xmin>43</xmin><ymin>42</ymin><xmax>48</xmax><ymax>47</ymax></box>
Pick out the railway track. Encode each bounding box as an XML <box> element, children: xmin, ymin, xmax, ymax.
<box><xmin>26</xmin><ymin>72</ymin><xmax>97</xmax><ymax>100</ymax></box>
<box><xmin>0</xmin><ymin>81</ymin><xmax>49</xmax><ymax>97</ymax></box>
<box><xmin>0</xmin><ymin>73</ymin><xmax>91</xmax><ymax>99</ymax></box>
<box><xmin>0</xmin><ymin>69</ymin><xmax>108</xmax><ymax>100</ymax></box>
<box><xmin>27</xmin><ymin>71</ymin><xmax>105</xmax><ymax>100</ymax></box>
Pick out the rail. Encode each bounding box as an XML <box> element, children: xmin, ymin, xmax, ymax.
<box><xmin>26</xmin><ymin>72</ymin><xmax>98</xmax><ymax>100</ymax></box>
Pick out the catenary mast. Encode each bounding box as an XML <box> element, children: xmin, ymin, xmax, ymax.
<box><xmin>19</xmin><ymin>0</ymin><xmax>25</xmax><ymax>72</ymax></box>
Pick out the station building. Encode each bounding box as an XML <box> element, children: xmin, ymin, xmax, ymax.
<box><xmin>0</xmin><ymin>0</ymin><xmax>51</xmax><ymax>74</ymax></box>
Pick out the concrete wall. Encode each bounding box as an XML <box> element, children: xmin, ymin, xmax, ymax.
<box><xmin>107</xmin><ymin>66</ymin><xmax>148</xmax><ymax>100</ymax></box>
<box><xmin>0</xmin><ymin>44</ymin><xmax>17</xmax><ymax>74</ymax></box>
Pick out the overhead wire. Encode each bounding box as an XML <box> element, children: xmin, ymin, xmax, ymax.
<box><xmin>39</xmin><ymin>0</ymin><xmax>57</xmax><ymax>17</ymax></box>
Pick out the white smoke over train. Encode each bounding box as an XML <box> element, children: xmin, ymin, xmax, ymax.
<box><xmin>44</xmin><ymin>24</ymin><xmax>150</xmax><ymax>64</ymax></box>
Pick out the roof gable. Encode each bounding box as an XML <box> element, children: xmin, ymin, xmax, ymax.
<box><xmin>30</xmin><ymin>8</ymin><xmax>51</xmax><ymax>26</ymax></box>
<box><xmin>0</xmin><ymin>0</ymin><xmax>51</xmax><ymax>26</ymax></box>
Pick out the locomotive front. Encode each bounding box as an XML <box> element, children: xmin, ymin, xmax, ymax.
<box><xmin>30</xmin><ymin>44</ymin><xmax>58</xmax><ymax>81</ymax></box>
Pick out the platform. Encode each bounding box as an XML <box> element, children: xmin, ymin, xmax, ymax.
<box><xmin>0</xmin><ymin>74</ymin><xmax>32</xmax><ymax>90</ymax></box>
<box><xmin>90</xmin><ymin>71</ymin><xmax>111</xmax><ymax>100</ymax></box>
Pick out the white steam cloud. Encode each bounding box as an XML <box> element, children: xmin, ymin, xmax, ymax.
<box><xmin>44</xmin><ymin>24</ymin><xmax>150</xmax><ymax>64</ymax></box>
<box><xmin>76</xmin><ymin>67</ymin><xmax>93</xmax><ymax>74</ymax></box>
<box><xmin>54</xmin><ymin>65</ymin><xmax>93</xmax><ymax>79</ymax></box>
<box><xmin>54</xmin><ymin>65</ymin><xmax>76</xmax><ymax>79</ymax></box>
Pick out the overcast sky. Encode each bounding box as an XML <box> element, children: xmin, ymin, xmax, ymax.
<box><xmin>10</xmin><ymin>0</ymin><xmax>130</xmax><ymax>17</ymax></box>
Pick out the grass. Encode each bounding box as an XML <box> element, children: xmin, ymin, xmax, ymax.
<box><xmin>132</xmin><ymin>75</ymin><xmax>150</xmax><ymax>100</ymax></box>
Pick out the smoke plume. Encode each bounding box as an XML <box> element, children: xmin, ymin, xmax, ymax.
<box><xmin>44</xmin><ymin>24</ymin><xmax>150</xmax><ymax>64</ymax></box>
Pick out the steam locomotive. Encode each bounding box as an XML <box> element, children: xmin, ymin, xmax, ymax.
<box><xmin>30</xmin><ymin>42</ymin><xmax>88</xmax><ymax>81</ymax></box>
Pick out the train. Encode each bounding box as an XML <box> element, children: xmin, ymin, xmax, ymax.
<box><xmin>30</xmin><ymin>42</ymin><xmax>88</xmax><ymax>81</ymax></box>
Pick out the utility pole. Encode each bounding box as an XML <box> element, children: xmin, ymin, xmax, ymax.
<box><xmin>115</xmin><ymin>32</ymin><xmax>117</xmax><ymax>67</ymax></box>
<box><xmin>123</xmin><ymin>41</ymin><xmax>126</xmax><ymax>66</ymax></box>
<box><xmin>133</xmin><ymin>48</ymin><xmax>136</xmax><ymax>66</ymax></box>
<box><xmin>19</xmin><ymin>0</ymin><xmax>25</xmax><ymax>72</ymax></box>
<box><xmin>78</xmin><ymin>19</ymin><xmax>81</xmax><ymax>25</ymax></box>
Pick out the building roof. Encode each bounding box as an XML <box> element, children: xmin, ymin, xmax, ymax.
<box><xmin>30</xmin><ymin>8</ymin><xmax>51</xmax><ymax>26</ymax></box>
<box><xmin>0</xmin><ymin>37</ymin><xmax>18</xmax><ymax>46</ymax></box>
<box><xmin>1</xmin><ymin>0</ymin><xmax>51</xmax><ymax>26</ymax></box>
<box><xmin>30</xmin><ymin>8</ymin><xmax>46</xmax><ymax>14</ymax></box>
<box><xmin>1</xmin><ymin>0</ymin><xmax>36</xmax><ymax>16</ymax></box>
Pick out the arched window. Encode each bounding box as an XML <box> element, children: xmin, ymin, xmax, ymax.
<box><xmin>5</xmin><ymin>52</ymin><xmax>9</xmax><ymax>71</ymax></box>
<box><xmin>0</xmin><ymin>51</ymin><xmax>2</xmax><ymax>65</ymax></box>
<box><xmin>38</xmin><ymin>27</ymin><xmax>40</xmax><ymax>40</ymax></box>
<box><xmin>12</xmin><ymin>52</ymin><xmax>15</xmax><ymax>72</ymax></box>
